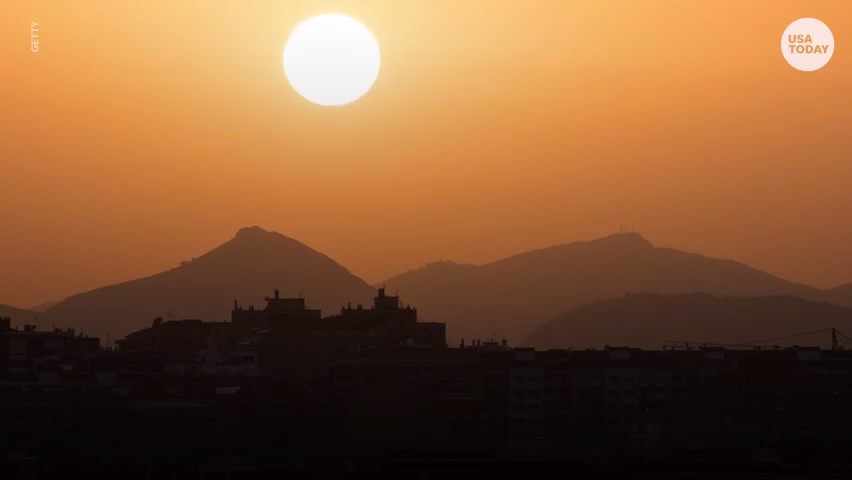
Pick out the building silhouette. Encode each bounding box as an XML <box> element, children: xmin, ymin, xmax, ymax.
<box><xmin>0</xmin><ymin>317</ymin><xmax>100</xmax><ymax>374</ymax></box>
<box><xmin>113</xmin><ymin>288</ymin><xmax>448</xmax><ymax>379</ymax></box>
<box><xmin>231</xmin><ymin>289</ymin><xmax>321</xmax><ymax>328</ymax></box>
<box><xmin>6</xmin><ymin>296</ymin><xmax>852</xmax><ymax>474</ymax></box>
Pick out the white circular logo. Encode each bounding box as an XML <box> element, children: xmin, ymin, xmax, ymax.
<box><xmin>782</xmin><ymin>18</ymin><xmax>834</xmax><ymax>71</ymax></box>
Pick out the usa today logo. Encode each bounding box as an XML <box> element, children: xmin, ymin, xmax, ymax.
<box><xmin>782</xmin><ymin>18</ymin><xmax>834</xmax><ymax>71</ymax></box>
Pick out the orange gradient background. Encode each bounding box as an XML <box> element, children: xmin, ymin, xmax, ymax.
<box><xmin>1</xmin><ymin>0</ymin><xmax>851</xmax><ymax>307</ymax></box>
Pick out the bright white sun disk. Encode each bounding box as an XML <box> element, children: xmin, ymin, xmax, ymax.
<box><xmin>283</xmin><ymin>14</ymin><xmax>381</xmax><ymax>107</ymax></box>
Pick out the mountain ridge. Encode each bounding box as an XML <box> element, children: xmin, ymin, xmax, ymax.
<box><xmin>29</xmin><ymin>300</ymin><xmax>60</xmax><ymax>312</ymax></box>
<box><xmin>41</xmin><ymin>226</ymin><xmax>376</xmax><ymax>342</ymax></box>
<box><xmin>522</xmin><ymin>293</ymin><xmax>852</xmax><ymax>350</ymax></box>
<box><xmin>380</xmin><ymin>232</ymin><xmax>852</xmax><ymax>344</ymax></box>
<box><xmin>4</xmin><ymin>229</ymin><xmax>849</xmax><ymax>347</ymax></box>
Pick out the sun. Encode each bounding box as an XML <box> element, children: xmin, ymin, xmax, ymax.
<box><xmin>283</xmin><ymin>14</ymin><xmax>381</xmax><ymax>107</ymax></box>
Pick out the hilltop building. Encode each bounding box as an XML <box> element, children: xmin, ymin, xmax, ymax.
<box><xmin>112</xmin><ymin>288</ymin><xmax>447</xmax><ymax>379</ymax></box>
<box><xmin>228</xmin><ymin>287</ymin><xmax>445</xmax><ymax>351</ymax></box>
<box><xmin>223</xmin><ymin>287</ymin><xmax>447</xmax><ymax>378</ymax></box>
<box><xmin>318</xmin><ymin>287</ymin><xmax>446</xmax><ymax>350</ymax></box>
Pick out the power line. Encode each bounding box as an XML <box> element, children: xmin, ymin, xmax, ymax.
<box><xmin>665</xmin><ymin>327</ymin><xmax>842</xmax><ymax>350</ymax></box>
<box><xmin>739</xmin><ymin>328</ymin><xmax>835</xmax><ymax>346</ymax></box>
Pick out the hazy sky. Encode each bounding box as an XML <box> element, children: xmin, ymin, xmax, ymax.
<box><xmin>1</xmin><ymin>1</ymin><xmax>851</xmax><ymax>308</ymax></box>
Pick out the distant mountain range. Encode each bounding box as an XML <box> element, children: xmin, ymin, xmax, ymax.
<box><xmin>380</xmin><ymin>232</ymin><xmax>852</xmax><ymax>344</ymax></box>
<box><xmin>36</xmin><ymin>226</ymin><xmax>375</xmax><ymax>342</ymax></box>
<box><xmin>2</xmin><ymin>228</ymin><xmax>850</xmax><ymax>346</ymax></box>
<box><xmin>523</xmin><ymin>293</ymin><xmax>852</xmax><ymax>350</ymax></box>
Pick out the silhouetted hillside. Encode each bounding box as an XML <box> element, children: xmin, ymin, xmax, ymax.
<box><xmin>29</xmin><ymin>300</ymin><xmax>59</xmax><ymax>312</ymax></box>
<box><xmin>826</xmin><ymin>284</ymin><xmax>852</xmax><ymax>305</ymax></box>
<box><xmin>44</xmin><ymin>226</ymin><xmax>376</xmax><ymax>341</ymax></box>
<box><xmin>0</xmin><ymin>304</ymin><xmax>39</xmax><ymax>326</ymax></box>
<box><xmin>523</xmin><ymin>293</ymin><xmax>852</xmax><ymax>350</ymax></box>
<box><xmin>381</xmin><ymin>232</ymin><xmax>852</xmax><ymax>344</ymax></box>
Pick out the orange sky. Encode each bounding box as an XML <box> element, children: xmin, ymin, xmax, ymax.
<box><xmin>1</xmin><ymin>0</ymin><xmax>851</xmax><ymax>308</ymax></box>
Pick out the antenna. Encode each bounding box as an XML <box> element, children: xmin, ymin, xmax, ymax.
<box><xmin>832</xmin><ymin>328</ymin><xmax>839</xmax><ymax>352</ymax></box>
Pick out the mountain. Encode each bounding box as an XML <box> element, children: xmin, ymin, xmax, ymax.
<box><xmin>380</xmin><ymin>232</ymin><xmax>852</xmax><ymax>344</ymax></box>
<box><xmin>826</xmin><ymin>284</ymin><xmax>852</xmax><ymax>305</ymax></box>
<box><xmin>523</xmin><ymin>293</ymin><xmax>852</xmax><ymax>350</ymax></box>
<box><xmin>29</xmin><ymin>300</ymin><xmax>60</xmax><ymax>312</ymax></box>
<box><xmin>44</xmin><ymin>226</ymin><xmax>376</xmax><ymax>342</ymax></box>
<box><xmin>0</xmin><ymin>304</ymin><xmax>40</xmax><ymax>326</ymax></box>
